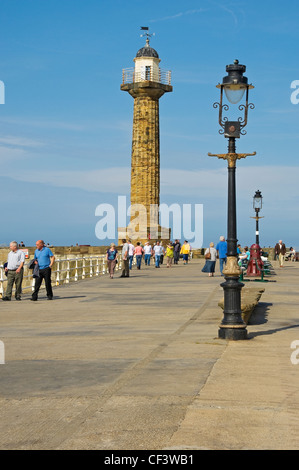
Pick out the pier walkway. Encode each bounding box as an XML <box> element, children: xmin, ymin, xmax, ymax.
<box><xmin>0</xmin><ymin>259</ymin><xmax>298</xmax><ymax>450</ymax></box>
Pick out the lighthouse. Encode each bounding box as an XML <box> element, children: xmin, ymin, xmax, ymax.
<box><xmin>119</xmin><ymin>29</ymin><xmax>173</xmax><ymax>243</ymax></box>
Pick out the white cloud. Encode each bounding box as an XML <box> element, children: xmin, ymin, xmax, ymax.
<box><xmin>0</xmin><ymin>145</ymin><xmax>27</xmax><ymax>162</ymax></box>
<box><xmin>0</xmin><ymin>135</ymin><xmax>44</xmax><ymax>148</ymax></box>
<box><xmin>1</xmin><ymin>165</ymin><xmax>298</xmax><ymax>205</ymax></box>
<box><xmin>0</xmin><ymin>116</ymin><xmax>86</xmax><ymax>132</ymax></box>
<box><xmin>1</xmin><ymin>167</ymin><xmax>131</xmax><ymax>194</ymax></box>
<box><xmin>0</xmin><ymin>117</ymin><xmax>131</xmax><ymax>133</ymax></box>
<box><xmin>149</xmin><ymin>8</ymin><xmax>207</xmax><ymax>23</ymax></box>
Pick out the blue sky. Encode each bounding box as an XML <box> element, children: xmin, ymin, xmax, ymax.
<box><xmin>0</xmin><ymin>0</ymin><xmax>299</xmax><ymax>248</ymax></box>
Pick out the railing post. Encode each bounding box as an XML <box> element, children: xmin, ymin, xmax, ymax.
<box><xmin>75</xmin><ymin>256</ymin><xmax>78</xmax><ymax>281</ymax></box>
<box><xmin>101</xmin><ymin>255</ymin><xmax>105</xmax><ymax>274</ymax></box>
<box><xmin>66</xmin><ymin>260</ymin><xmax>70</xmax><ymax>283</ymax></box>
<box><xmin>56</xmin><ymin>259</ymin><xmax>60</xmax><ymax>286</ymax></box>
<box><xmin>0</xmin><ymin>267</ymin><xmax>4</xmax><ymax>298</ymax></box>
<box><xmin>82</xmin><ymin>257</ymin><xmax>86</xmax><ymax>279</ymax></box>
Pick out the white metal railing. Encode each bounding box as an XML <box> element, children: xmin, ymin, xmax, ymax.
<box><xmin>122</xmin><ymin>68</ymin><xmax>172</xmax><ymax>86</ymax></box>
<box><xmin>0</xmin><ymin>254</ymin><xmax>133</xmax><ymax>297</ymax></box>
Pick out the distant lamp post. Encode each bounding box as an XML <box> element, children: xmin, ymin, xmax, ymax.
<box><xmin>208</xmin><ymin>60</ymin><xmax>256</xmax><ymax>340</ymax></box>
<box><xmin>253</xmin><ymin>190</ymin><xmax>263</xmax><ymax>245</ymax></box>
<box><xmin>247</xmin><ymin>190</ymin><xmax>264</xmax><ymax>276</ymax></box>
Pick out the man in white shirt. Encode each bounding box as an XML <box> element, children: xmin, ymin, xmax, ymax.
<box><xmin>153</xmin><ymin>241</ymin><xmax>163</xmax><ymax>268</ymax></box>
<box><xmin>144</xmin><ymin>241</ymin><xmax>152</xmax><ymax>266</ymax></box>
<box><xmin>128</xmin><ymin>240</ymin><xmax>135</xmax><ymax>270</ymax></box>
<box><xmin>3</xmin><ymin>241</ymin><xmax>25</xmax><ymax>301</ymax></box>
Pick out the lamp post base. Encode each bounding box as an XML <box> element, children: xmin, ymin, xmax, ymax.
<box><xmin>218</xmin><ymin>324</ymin><xmax>247</xmax><ymax>340</ymax></box>
<box><xmin>218</xmin><ymin>258</ymin><xmax>248</xmax><ymax>340</ymax></box>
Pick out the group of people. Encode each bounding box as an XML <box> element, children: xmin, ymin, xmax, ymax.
<box><xmin>1</xmin><ymin>238</ymin><xmax>191</xmax><ymax>299</ymax></box>
<box><xmin>2</xmin><ymin>237</ymin><xmax>295</xmax><ymax>299</ymax></box>
<box><xmin>106</xmin><ymin>239</ymin><xmax>192</xmax><ymax>279</ymax></box>
<box><xmin>2</xmin><ymin>240</ymin><xmax>55</xmax><ymax>301</ymax></box>
<box><xmin>201</xmin><ymin>236</ymin><xmax>294</xmax><ymax>278</ymax></box>
<box><xmin>202</xmin><ymin>237</ymin><xmax>256</xmax><ymax>278</ymax></box>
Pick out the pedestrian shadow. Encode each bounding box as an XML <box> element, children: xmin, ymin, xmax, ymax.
<box><xmin>24</xmin><ymin>295</ymin><xmax>87</xmax><ymax>300</ymax></box>
<box><xmin>53</xmin><ymin>295</ymin><xmax>87</xmax><ymax>300</ymax></box>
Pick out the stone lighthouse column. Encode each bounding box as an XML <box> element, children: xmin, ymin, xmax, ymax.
<box><xmin>119</xmin><ymin>34</ymin><xmax>172</xmax><ymax>243</ymax></box>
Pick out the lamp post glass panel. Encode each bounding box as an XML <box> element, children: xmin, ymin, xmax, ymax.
<box><xmin>208</xmin><ymin>60</ymin><xmax>255</xmax><ymax>340</ymax></box>
<box><xmin>253</xmin><ymin>190</ymin><xmax>262</xmax><ymax>212</ymax></box>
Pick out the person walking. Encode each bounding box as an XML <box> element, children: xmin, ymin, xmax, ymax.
<box><xmin>180</xmin><ymin>240</ymin><xmax>190</xmax><ymax>265</ymax></box>
<box><xmin>144</xmin><ymin>241</ymin><xmax>152</xmax><ymax>266</ymax></box>
<box><xmin>31</xmin><ymin>240</ymin><xmax>55</xmax><ymax>301</ymax></box>
<box><xmin>128</xmin><ymin>240</ymin><xmax>135</xmax><ymax>270</ymax></box>
<box><xmin>106</xmin><ymin>243</ymin><xmax>118</xmax><ymax>279</ymax></box>
<box><xmin>275</xmin><ymin>240</ymin><xmax>286</xmax><ymax>267</ymax></box>
<box><xmin>173</xmin><ymin>239</ymin><xmax>181</xmax><ymax>264</ymax></box>
<box><xmin>166</xmin><ymin>243</ymin><xmax>174</xmax><ymax>268</ymax></box>
<box><xmin>216</xmin><ymin>236</ymin><xmax>227</xmax><ymax>275</ymax></box>
<box><xmin>160</xmin><ymin>243</ymin><xmax>165</xmax><ymax>265</ymax></box>
<box><xmin>120</xmin><ymin>239</ymin><xmax>130</xmax><ymax>277</ymax></box>
<box><xmin>153</xmin><ymin>241</ymin><xmax>163</xmax><ymax>268</ymax></box>
<box><xmin>134</xmin><ymin>242</ymin><xmax>144</xmax><ymax>270</ymax></box>
<box><xmin>202</xmin><ymin>242</ymin><xmax>217</xmax><ymax>277</ymax></box>
<box><xmin>2</xmin><ymin>241</ymin><xmax>25</xmax><ymax>301</ymax></box>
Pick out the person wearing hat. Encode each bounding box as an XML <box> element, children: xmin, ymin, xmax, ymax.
<box><xmin>275</xmin><ymin>240</ymin><xmax>286</xmax><ymax>267</ymax></box>
<box><xmin>144</xmin><ymin>241</ymin><xmax>152</xmax><ymax>266</ymax></box>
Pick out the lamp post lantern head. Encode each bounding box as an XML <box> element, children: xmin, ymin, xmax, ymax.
<box><xmin>215</xmin><ymin>60</ymin><xmax>255</xmax><ymax>139</ymax></box>
<box><xmin>253</xmin><ymin>189</ymin><xmax>262</xmax><ymax>212</ymax></box>
<box><xmin>218</xmin><ymin>59</ymin><xmax>253</xmax><ymax>104</ymax></box>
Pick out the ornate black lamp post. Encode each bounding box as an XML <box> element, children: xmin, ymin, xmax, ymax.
<box><xmin>252</xmin><ymin>190</ymin><xmax>263</xmax><ymax>245</ymax></box>
<box><xmin>247</xmin><ymin>190</ymin><xmax>264</xmax><ymax>276</ymax></box>
<box><xmin>208</xmin><ymin>60</ymin><xmax>256</xmax><ymax>340</ymax></box>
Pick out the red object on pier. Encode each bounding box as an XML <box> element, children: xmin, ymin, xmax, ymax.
<box><xmin>247</xmin><ymin>243</ymin><xmax>263</xmax><ymax>276</ymax></box>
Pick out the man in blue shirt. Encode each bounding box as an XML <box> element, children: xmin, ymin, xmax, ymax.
<box><xmin>216</xmin><ymin>236</ymin><xmax>227</xmax><ymax>276</ymax></box>
<box><xmin>31</xmin><ymin>240</ymin><xmax>55</xmax><ymax>301</ymax></box>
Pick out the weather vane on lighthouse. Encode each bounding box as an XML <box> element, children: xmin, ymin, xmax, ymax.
<box><xmin>140</xmin><ymin>26</ymin><xmax>155</xmax><ymax>43</ymax></box>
